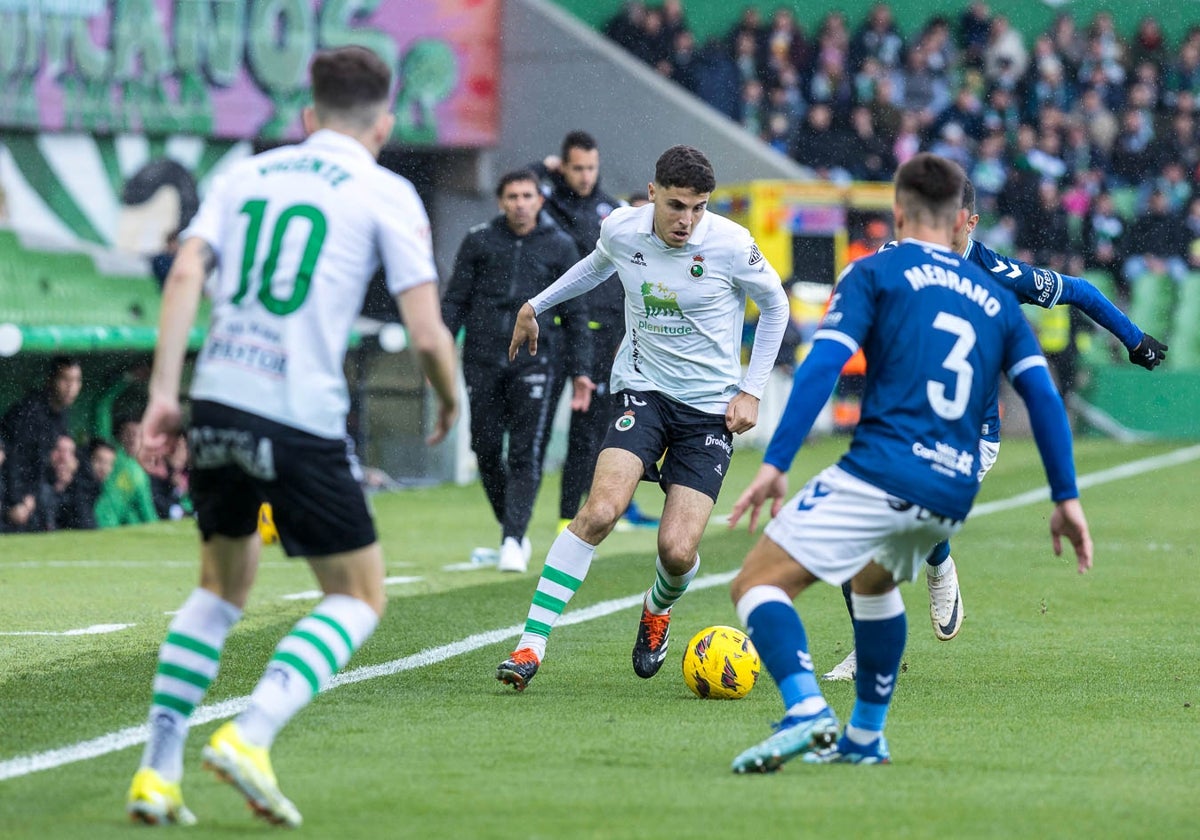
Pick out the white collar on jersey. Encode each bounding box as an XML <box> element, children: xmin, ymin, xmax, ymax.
<box><xmin>303</xmin><ymin>129</ymin><xmax>377</xmax><ymax>165</ymax></box>
<box><xmin>899</xmin><ymin>237</ymin><xmax>957</xmax><ymax>253</ymax></box>
<box><xmin>636</xmin><ymin>201</ymin><xmax>714</xmax><ymax>247</ymax></box>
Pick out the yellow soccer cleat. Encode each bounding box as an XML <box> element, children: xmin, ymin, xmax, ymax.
<box><xmin>126</xmin><ymin>766</ymin><xmax>198</xmax><ymax>826</ymax></box>
<box><xmin>201</xmin><ymin>721</ymin><xmax>301</xmax><ymax>828</ymax></box>
<box><xmin>257</xmin><ymin>503</ymin><xmax>279</xmax><ymax>546</ymax></box>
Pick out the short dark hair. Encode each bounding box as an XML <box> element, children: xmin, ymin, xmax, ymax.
<box><xmin>561</xmin><ymin>130</ymin><xmax>598</xmax><ymax>161</ymax></box>
<box><xmin>653</xmin><ymin>145</ymin><xmax>716</xmax><ymax>193</ymax></box>
<box><xmin>310</xmin><ymin>46</ymin><xmax>392</xmax><ymax>128</ymax></box>
<box><xmin>90</xmin><ymin>439</ymin><xmax>116</xmax><ymax>456</ymax></box>
<box><xmin>496</xmin><ymin>169</ymin><xmax>541</xmax><ymax>198</ymax></box>
<box><xmin>48</xmin><ymin>355</ymin><xmax>80</xmax><ymax>380</ymax></box>
<box><xmin>894</xmin><ymin>153</ymin><xmax>965</xmax><ymax>227</ymax></box>
<box><xmin>961</xmin><ymin>176</ymin><xmax>977</xmax><ymax>216</ymax></box>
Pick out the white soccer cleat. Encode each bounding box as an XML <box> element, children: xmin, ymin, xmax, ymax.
<box><xmin>498</xmin><ymin>537</ymin><xmax>528</xmax><ymax>573</ymax></box>
<box><xmin>821</xmin><ymin>649</ymin><xmax>857</xmax><ymax>682</ymax></box>
<box><xmin>928</xmin><ymin>557</ymin><xmax>964</xmax><ymax>640</ymax></box>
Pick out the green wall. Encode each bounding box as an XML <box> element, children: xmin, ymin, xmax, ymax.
<box><xmin>554</xmin><ymin>1</ymin><xmax>1195</xmax><ymax>46</ymax></box>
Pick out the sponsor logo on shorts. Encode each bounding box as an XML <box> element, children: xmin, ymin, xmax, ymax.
<box><xmin>704</xmin><ymin>434</ymin><xmax>732</xmax><ymax>455</ymax></box>
<box><xmin>615</xmin><ymin>411</ymin><xmax>636</xmax><ymax>431</ymax></box>
<box><xmin>912</xmin><ymin>440</ymin><xmax>975</xmax><ymax>477</ymax></box>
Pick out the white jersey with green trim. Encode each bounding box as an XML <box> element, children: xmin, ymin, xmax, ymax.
<box><xmin>184</xmin><ymin>129</ymin><xmax>436</xmax><ymax>438</ymax></box>
<box><xmin>529</xmin><ymin>204</ymin><xmax>789</xmax><ymax>415</ymax></box>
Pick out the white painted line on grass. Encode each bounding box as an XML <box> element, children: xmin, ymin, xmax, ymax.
<box><xmin>0</xmin><ymin>624</ymin><xmax>136</xmax><ymax>637</ymax></box>
<box><xmin>2</xmin><ymin>443</ymin><xmax>1196</xmax><ymax>782</ymax></box>
<box><xmin>280</xmin><ymin>576</ymin><xmax>423</xmax><ymax>601</ymax></box>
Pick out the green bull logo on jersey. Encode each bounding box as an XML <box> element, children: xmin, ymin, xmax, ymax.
<box><xmin>641</xmin><ymin>282</ymin><xmax>683</xmax><ymax>317</ymax></box>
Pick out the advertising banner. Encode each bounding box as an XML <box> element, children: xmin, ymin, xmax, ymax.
<box><xmin>0</xmin><ymin>0</ymin><xmax>500</xmax><ymax>146</ymax></box>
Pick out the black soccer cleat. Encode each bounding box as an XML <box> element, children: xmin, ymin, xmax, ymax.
<box><xmin>632</xmin><ymin>606</ymin><xmax>671</xmax><ymax>678</ymax></box>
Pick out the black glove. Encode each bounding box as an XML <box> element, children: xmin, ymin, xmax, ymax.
<box><xmin>1128</xmin><ymin>334</ymin><xmax>1168</xmax><ymax>370</ymax></box>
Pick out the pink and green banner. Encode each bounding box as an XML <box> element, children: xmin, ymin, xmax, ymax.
<box><xmin>0</xmin><ymin>0</ymin><xmax>500</xmax><ymax>146</ymax></box>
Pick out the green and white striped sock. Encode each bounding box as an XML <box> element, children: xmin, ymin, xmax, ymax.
<box><xmin>516</xmin><ymin>528</ymin><xmax>596</xmax><ymax>661</ymax></box>
<box><xmin>142</xmin><ymin>588</ymin><xmax>242</xmax><ymax>782</ymax></box>
<box><xmin>645</xmin><ymin>554</ymin><xmax>699</xmax><ymax>615</ymax></box>
<box><xmin>237</xmin><ymin>594</ymin><xmax>379</xmax><ymax>748</ymax></box>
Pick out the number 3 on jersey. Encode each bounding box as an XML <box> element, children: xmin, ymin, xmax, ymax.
<box><xmin>233</xmin><ymin>199</ymin><xmax>327</xmax><ymax>315</ymax></box>
<box><xmin>927</xmin><ymin>312</ymin><xmax>976</xmax><ymax>421</ymax></box>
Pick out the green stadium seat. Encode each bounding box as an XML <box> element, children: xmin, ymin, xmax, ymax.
<box><xmin>1169</xmin><ymin>273</ymin><xmax>1200</xmax><ymax>370</ymax></box>
<box><xmin>1127</xmin><ymin>273</ymin><xmax>1175</xmax><ymax>341</ymax></box>
<box><xmin>1109</xmin><ymin>187</ymin><xmax>1139</xmax><ymax>221</ymax></box>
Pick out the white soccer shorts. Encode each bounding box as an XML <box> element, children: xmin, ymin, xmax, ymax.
<box><xmin>763</xmin><ymin>465</ymin><xmax>963</xmax><ymax>586</ymax></box>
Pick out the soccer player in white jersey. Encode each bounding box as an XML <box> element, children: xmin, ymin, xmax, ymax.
<box><xmin>724</xmin><ymin>153</ymin><xmax>1092</xmax><ymax>772</ymax></box>
<box><xmin>125</xmin><ymin>46</ymin><xmax>458</xmax><ymax>827</ymax></box>
<box><xmin>495</xmin><ymin>145</ymin><xmax>790</xmax><ymax>691</ymax></box>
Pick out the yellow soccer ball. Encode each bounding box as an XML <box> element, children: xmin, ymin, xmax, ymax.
<box><xmin>682</xmin><ymin>625</ymin><xmax>760</xmax><ymax>700</ymax></box>
<box><xmin>258</xmin><ymin>503</ymin><xmax>279</xmax><ymax>545</ymax></box>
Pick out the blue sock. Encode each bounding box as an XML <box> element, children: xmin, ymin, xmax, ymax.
<box><xmin>925</xmin><ymin>539</ymin><xmax>951</xmax><ymax>568</ymax></box>
<box><xmin>849</xmin><ymin>590</ymin><xmax>906</xmax><ymax>739</ymax></box>
<box><xmin>737</xmin><ymin>586</ymin><xmax>822</xmax><ymax>712</ymax></box>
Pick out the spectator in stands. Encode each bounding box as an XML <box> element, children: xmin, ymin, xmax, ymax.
<box><xmin>1048</xmin><ymin>12</ymin><xmax>1086</xmax><ymax>76</ymax></box>
<box><xmin>1150</xmin><ymin>160</ymin><xmax>1192</xmax><ymax>214</ymax></box>
<box><xmin>971</xmin><ymin>132</ymin><xmax>1009</xmax><ymax>213</ymax></box>
<box><xmin>1082</xmin><ymin>191</ymin><xmax>1127</xmax><ymax>278</ymax></box>
<box><xmin>807</xmin><ymin>45</ymin><xmax>853</xmax><ymax>119</ymax></box>
<box><xmin>958</xmin><ymin>2</ymin><xmax>992</xmax><ymax>68</ymax></box>
<box><xmin>727</xmin><ymin>7</ymin><xmax>765</xmax><ymax>59</ymax></box>
<box><xmin>929</xmin><ymin>121</ymin><xmax>974</xmax><ymax>172</ymax></box>
<box><xmin>1164</xmin><ymin>42</ymin><xmax>1200</xmax><ymax>109</ymax></box>
<box><xmin>739</xmin><ymin>78</ymin><xmax>766</xmax><ymax>136</ymax></box>
<box><xmin>1157</xmin><ymin>110</ymin><xmax>1199</xmax><ymax>177</ymax></box>
<box><xmin>846</xmin><ymin>105</ymin><xmax>895</xmax><ymax>181</ymax></box>
<box><xmin>94</xmin><ymin>415</ymin><xmax>159</xmax><ymax>527</ymax></box>
<box><xmin>1070</xmin><ymin>87</ymin><xmax>1119</xmax><ymax>155</ymax></box>
<box><xmin>849</xmin><ymin>3</ymin><xmax>904</xmax><ymax>73</ymax></box>
<box><xmin>89</xmin><ymin>439</ymin><xmax>117</xmax><ymax>488</ymax></box>
<box><xmin>1129</xmin><ymin>16</ymin><xmax>1167</xmax><ymax>72</ymax></box>
<box><xmin>1</xmin><ymin>355</ymin><xmax>82</xmax><ymax>533</ymax></box>
<box><xmin>763</xmin><ymin>7</ymin><xmax>809</xmax><ymax>85</ymax></box>
<box><xmin>35</xmin><ymin>434</ymin><xmax>96</xmax><ymax>531</ymax></box>
<box><xmin>151</xmin><ymin>435</ymin><xmax>191</xmax><ymax>520</ymax></box>
<box><xmin>1110</xmin><ymin>108</ymin><xmax>1157</xmax><ymax>185</ymax></box>
<box><xmin>603</xmin><ymin>1</ymin><xmax>647</xmax><ymax>54</ymax></box>
<box><xmin>1122</xmin><ymin>189</ymin><xmax>1191</xmax><ymax>290</ymax></box>
<box><xmin>732</xmin><ymin>30</ymin><xmax>764</xmax><ymax>88</ymax></box>
<box><xmin>935</xmin><ymin>85</ymin><xmax>985</xmax><ymax>142</ymax></box>
<box><xmin>892</xmin><ymin>109</ymin><xmax>921</xmax><ymax>165</ymax></box>
<box><xmin>665</xmin><ymin>28</ymin><xmax>699</xmax><ymax>92</ymax></box>
<box><xmin>630</xmin><ymin>7</ymin><xmax>670</xmax><ymax>68</ymax></box>
<box><xmin>1185</xmin><ymin>197</ymin><xmax>1200</xmax><ymax>272</ymax></box>
<box><xmin>693</xmin><ymin>37</ymin><xmax>741</xmax><ymax>120</ymax></box>
<box><xmin>790</xmin><ymin>104</ymin><xmax>851</xmax><ymax>182</ymax></box>
<box><xmin>917</xmin><ymin>16</ymin><xmax>957</xmax><ymax>80</ymax></box>
<box><xmin>866</xmin><ymin>73</ymin><xmax>903</xmax><ymax>142</ymax></box>
<box><xmin>985</xmin><ymin>16</ymin><xmax>1029</xmax><ymax>84</ymax></box>
<box><xmin>1015</xmin><ymin>179</ymin><xmax>1071</xmax><ymax>265</ymax></box>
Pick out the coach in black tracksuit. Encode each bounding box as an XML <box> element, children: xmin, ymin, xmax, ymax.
<box><xmin>532</xmin><ymin>131</ymin><xmax>628</xmax><ymax>524</ymax></box>
<box><xmin>442</xmin><ymin>169</ymin><xmax>591</xmax><ymax>569</ymax></box>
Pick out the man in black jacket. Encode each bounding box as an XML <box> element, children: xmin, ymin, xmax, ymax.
<box><xmin>1</xmin><ymin>355</ymin><xmax>82</xmax><ymax>531</ymax></box>
<box><xmin>442</xmin><ymin>170</ymin><xmax>592</xmax><ymax>573</ymax></box>
<box><xmin>534</xmin><ymin>131</ymin><xmax>657</xmax><ymax>530</ymax></box>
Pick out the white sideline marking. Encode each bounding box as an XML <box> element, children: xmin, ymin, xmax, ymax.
<box><xmin>0</xmin><ymin>623</ymin><xmax>136</xmax><ymax>637</ymax></box>
<box><xmin>2</xmin><ymin>443</ymin><xmax>1196</xmax><ymax>782</ymax></box>
<box><xmin>280</xmin><ymin>576</ymin><xmax>423</xmax><ymax>601</ymax></box>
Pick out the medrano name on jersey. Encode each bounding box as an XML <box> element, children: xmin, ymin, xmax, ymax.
<box><xmin>903</xmin><ymin>262</ymin><xmax>1003</xmax><ymax>316</ymax></box>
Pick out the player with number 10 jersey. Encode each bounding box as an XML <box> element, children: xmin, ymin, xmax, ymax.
<box><xmin>186</xmin><ymin>131</ymin><xmax>437</xmax><ymax>438</ymax></box>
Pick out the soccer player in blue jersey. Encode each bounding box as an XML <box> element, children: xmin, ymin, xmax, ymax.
<box><xmin>724</xmin><ymin>153</ymin><xmax>1093</xmax><ymax>772</ymax></box>
<box><xmin>822</xmin><ymin>176</ymin><xmax>1165</xmax><ymax>682</ymax></box>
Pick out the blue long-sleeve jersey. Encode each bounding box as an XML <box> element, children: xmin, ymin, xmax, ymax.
<box><xmin>765</xmin><ymin>240</ymin><xmax>1078</xmax><ymax>520</ymax></box>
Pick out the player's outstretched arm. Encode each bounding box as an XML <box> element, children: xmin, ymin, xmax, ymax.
<box><xmin>1127</xmin><ymin>333</ymin><xmax>1168</xmax><ymax>370</ymax></box>
<box><xmin>1050</xmin><ymin>497</ymin><xmax>1093</xmax><ymax>573</ymax></box>
<box><xmin>141</xmin><ymin>237</ymin><xmax>210</xmax><ymax>470</ymax></box>
<box><xmin>1057</xmin><ymin>273</ymin><xmax>1168</xmax><ymax>369</ymax></box>
<box><xmin>728</xmin><ymin>463</ymin><xmax>788</xmax><ymax>534</ymax></box>
<box><xmin>509</xmin><ymin>302</ymin><xmax>540</xmax><ymax>360</ymax></box>
<box><xmin>397</xmin><ymin>282</ymin><xmax>459</xmax><ymax>444</ymax></box>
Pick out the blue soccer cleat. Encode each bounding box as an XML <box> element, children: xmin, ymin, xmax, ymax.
<box><xmin>731</xmin><ymin>708</ymin><xmax>840</xmax><ymax>774</ymax></box>
<box><xmin>803</xmin><ymin>733</ymin><xmax>891</xmax><ymax>765</ymax></box>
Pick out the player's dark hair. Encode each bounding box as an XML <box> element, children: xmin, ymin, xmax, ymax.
<box><xmin>561</xmin><ymin>130</ymin><xmax>598</xmax><ymax>161</ymax></box>
<box><xmin>310</xmin><ymin>46</ymin><xmax>392</xmax><ymax>129</ymax></box>
<box><xmin>895</xmin><ymin>153</ymin><xmax>964</xmax><ymax>227</ymax></box>
<box><xmin>654</xmin><ymin>145</ymin><xmax>716</xmax><ymax>194</ymax></box>
<box><xmin>90</xmin><ymin>439</ymin><xmax>116</xmax><ymax>456</ymax></box>
<box><xmin>961</xmin><ymin>176</ymin><xmax>977</xmax><ymax>216</ymax></box>
<box><xmin>496</xmin><ymin>169</ymin><xmax>541</xmax><ymax>198</ymax></box>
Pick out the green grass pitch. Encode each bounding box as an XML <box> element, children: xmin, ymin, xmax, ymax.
<box><xmin>1</xmin><ymin>435</ymin><xmax>1197</xmax><ymax>838</ymax></box>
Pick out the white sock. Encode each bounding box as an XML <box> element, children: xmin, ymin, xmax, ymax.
<box><xmin>141</xmin><ymin>588</ymin><xmax>242</xmax><ymax>781</ymax></box>
<box><xmin>928</xmin><ymin>556</ymin><xmax>954</xmax><ymax>578</ymax></box>
<box><xmin>645</xmin><ymin>554</ymin><xmax>699</xmax><ymax>615</ymax></box>
<box><xmin>237</xmin><ymin>594</ymin><xmax>378</xmax><ymax>748</ymax></box>
<box><xmin>515</xmin><ymin>528</ymin><xmax>596</xmax><ymax>661</ymax></box>
<box><xmin>845</xmin><ymin>724</ymin><xmax>882</xmax><ymax>746</ymax></box>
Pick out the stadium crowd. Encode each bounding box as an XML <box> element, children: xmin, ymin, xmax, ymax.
<box><xmin>0</xmin><ymin>358</ymin><xmax>191</xmax><ymax>534</ymax></box>
<box><xmin>605</xmin><ymin>1</ymin><xmax>1200</xmax><ymax>298</ymax></box>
